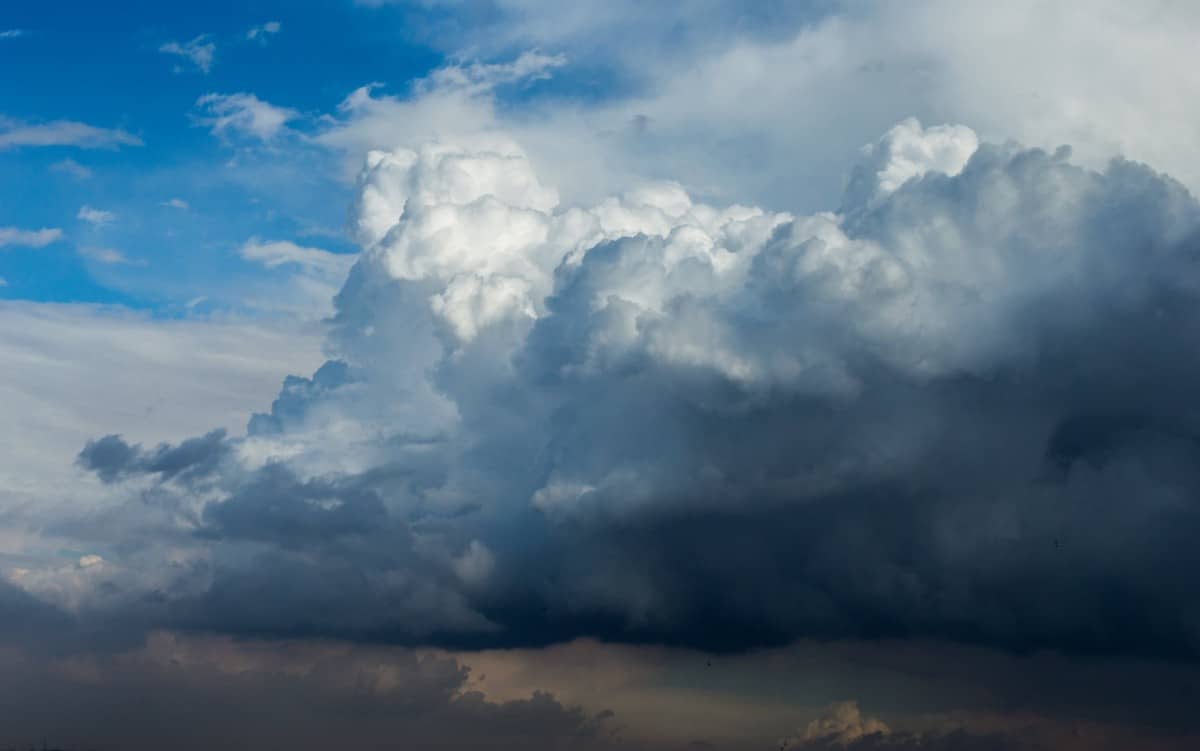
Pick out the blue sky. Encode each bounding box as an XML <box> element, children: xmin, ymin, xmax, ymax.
<box><xmin>0</xmin><ymin>1</ymin><xmax>446</xmax><ymax>309</ymax></box>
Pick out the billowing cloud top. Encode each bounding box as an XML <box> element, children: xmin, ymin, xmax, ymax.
<box><xmin>67</xmin><ymin>118</ymin><xmax>1200</xmax><ymax>659</ymax></box>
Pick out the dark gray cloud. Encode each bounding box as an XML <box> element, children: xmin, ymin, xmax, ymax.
<box><xmin>0</xmin><ymin>577</ymin><xmax>73</xmax><ymax>647</ymax></box>
<box><xmin>57</xmin><ymin>123</ymin><xmax>1200</xmax><ymax>691</ymax></box>
<box><xmin>78</xmin><ymin>429</ymin><xmax>228</xmax><ymax>485</ymax></box>
<box><xmin>0</xmin><ymin>634</ymin><xmax>625</xmax><ymax>751</ymax></box>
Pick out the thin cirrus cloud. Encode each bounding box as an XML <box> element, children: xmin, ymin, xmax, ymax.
<box><xmin>159</xmin><ymin>35</ymin><xmax>215</xmax><ymax>73</ymax></box>
<box><xmin>0</xmin><ymin>117</ymin><xmax>142</xmax><ymax>150</ymax></box>
<box><xmin>0</xmin><ymin>226</ymin><xmax>63</xmax><ymax>248</ymax></box>
<box><xmin>49</xmin><ymin>159</ymin><xmax>93</xmax><ymax>179</ymax></box>
<box><xmin>78</xmin><ymin>246</ymin><xmax>141</xmax><ymax>266</ymax></box>
<box><xmin>0</xmin><ymin>29</ymin><xmax>26</xmax><ymax>39</ymax></box>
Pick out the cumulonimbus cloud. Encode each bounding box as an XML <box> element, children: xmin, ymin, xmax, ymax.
<box><xmin>63</xmin><ymin>118</ymin><xmax>1200</xmax><ymax>659</ymax></box>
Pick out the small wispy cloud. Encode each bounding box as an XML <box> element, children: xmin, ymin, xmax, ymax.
<box><xmin>0</xmin><ymin>226</ymin><xmax>62</xmax><ymax>248</ymax></box>
<box><xmin>0</xmin><ymin>117</ymin><xmax>142</xmax><ymax>150</ymax></box>
<box><xmin>240</xmin><ymin>239</ymin><xmax>353</xmax><ymax>275</ymax></box>
<box><xmin>161</xmin><ymin>198</ymin><xmax>190</xmax><ymax>210</ymax></box>
<box><xmin>0</xmin><ymin>276</ymin><xmax>8</xmax><ymax>287</ymax></box>
<box><xmin>160</xmin><ymin>35</ymin><xmax>215</xmax><ymax>74</ymax></box>
<box><xmin>195</xmin><ymin>93</ymin><xmax>299</xmax><ymax>142</ymax></box>
<box><xmin>425</xmin><ymin>50</ymin><xmax>568</xmax><ymax>93</ymax></box>
<box><xmin>246</xmin><ymin>21</ymin><xmax>281</xmax><ymax>42</ymax></box>
<box><xmin>79</xmin><ymin>246</ymin><xmax>142</xmax><ymax>265</ymax></box>
<box><xmin>0</xmin><ymin>29</ymin><xmax>27</xmax><ymax>39</ymax></box>
<box><xmin>50</xmin><ymin>159</ymin><xmax>93</xmax><ymax>179</ymax></box>
<box><xmin>77</xmin><ymin>206</ymin><xmax>116</xmax><ymax>225</ymax></box>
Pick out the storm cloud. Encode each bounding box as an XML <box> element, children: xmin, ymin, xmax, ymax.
<box><xmin>0</xmin><ymin>632</ymin><xmax>625</xmax><ymax>751</ymax></box>
<box><xmin>47</xmin><ymin>117</ymin><xmax>1200</xmax><ymax>668</ymax></box>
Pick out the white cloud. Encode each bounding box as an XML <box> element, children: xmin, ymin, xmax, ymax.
<box><xmin>0</xmin><ymin>29</ymin><xmax>26</xmax><ymax>39</ymax></box>
<box><xmin>196</xmin><ymin>93</ymin><xmax>299</xmax><ymax>141</ymax></box>
<box><xmin>159</xmin><ymin>35</ymin><xmax>215</xmax><ymax>74</ymax></box>
<box><xmin>161</xmin><ymin>198</ymin><xmax>190</xmax><ymax>210</ymax></box>
<box><xmin>246</xmin><ymin>21</ymin><xmax>281</xmax><ymax>41</ymax></box>
<box><xmin>842</xmin><ymin>117</ymin><xmax>979</xmax><ymax>208</ymax></box>
<box><xmin>79</xmin><ymin>246</ymin><xmax>139</xmax><ymax>265</ymax></box>
<box><xmin>0</xmin><ymin>117</ymin><xmax>142</xmax><ymax>150</ymax></box>
<box><xmin>49</xmin><ymin>159</ymin><xmax>92</xmax><ymax>179</ymax></box>
<box><xmin>77</xmin><ymin>205</ymin><xmax>116</xmax><ymax>225</ymax></box>
<box><xmin>0</xmin><ymin>227</ymin><xmax>62</xmax><ymax>248</ymax></box>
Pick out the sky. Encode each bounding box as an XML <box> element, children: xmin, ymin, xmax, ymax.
<box><xmin>3</xmin><ymin>1</ymin><xmax>1200</xmax><ymax>749</ymax></box>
